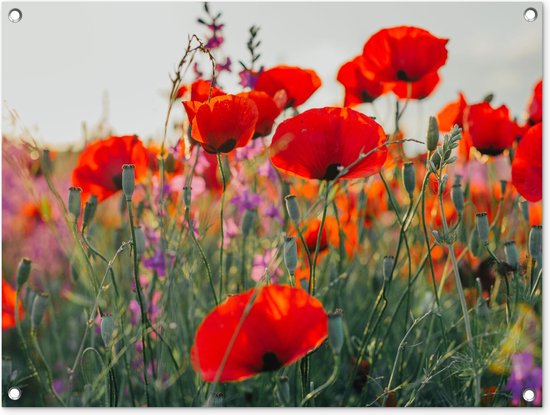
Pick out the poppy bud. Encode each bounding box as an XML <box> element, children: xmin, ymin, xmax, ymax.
<box><xmin>402</xmin><ymin>162</ymin><xmax>415</xmax><ymax>196</ymax></box>
<box><xmin>241</xmin><ymin>209</ymin><xmax>256</xmax><ymax>236</ymax></box>
<box><xmin>383</xmin><ymin>256</ymin><xmax>394</xmax><ymax>283</ymax></box>
<box><xmin>529</xmin><ymin>225</ymin><xmax>543</xmax><ymax>258</ymax></box>
<box><xmin>16</xmin><ymin>257</ymin><xmax>32</xmax><ymax>289</ymax></box>
<box><xmin>213</xmin><ymin>392</ymin><xmax>224</xmax><ymax>407</ymax></box>
<box><xmin>278</xmin><ymin>376</ymin><xmax>290</xmax><ymax>404</ymax></box>
<box><xmin>430</xmin><ymin>151</ymin><xmax>442</xmax><ymax>171</ymax></box>
<box><xmin>284</xmin><ymin>195</ymin><xmax>300</xmax><ymax>223</ymax></box>
<box><xmin>134</xmin><ymin>226</ymin><xmax>146</xmax><ymax>258</ymax></box>
<box><xmin>100</xmin><ymin>315</ymin><xmax>115</xmax><ymax>347</ymax></box>
<box><xmin>451</xmin><ymin>184</ymin><xmax>464</xmax><ymax>214</ymax></box>
<box><xmin>520</xmin><ymin>200</ymin><xmax>530</xmax><ymax>222</ymax></box>
<box><xmin>31</xmin><ymin>292</ymin><xmax>49</xmax><ymax>330</ymax></box>
<box><xmin>503</xmin><ymin>241</ymin><xmax>519</xmax><ymax>271</ymax></box>
<box><xmin>42</xmin><ymin>149</ymin><xmax>53</xmax><ymax>175</ymax></box>
<box><xmin>283</xmin><ymin>236</ymin><xmax>298</xmax><ymax>276</ymax></box>
<box><xmin>328</xmin><ymin>309</ymin><xmax>344</xmax><ymax>354</ymax></box>
<box><xmin>426</xmin><ymin>116</ymin><xmax>439</xmax><ymax>152</ymax></box>
<box><xmin>82</xmin><ymin>195</ymin><xmax>98</xmax><ymax>228</ymax></box>
<box><xmin>183</xmin><ymin>186</ymin><xmax>192</xmax><ymax>209</ymax></box>
<box><xmin>453</xmin><ymin>174</ymin><xmax>463</xmax><ymax>186</ymax></box>
<box><xmin>476</xmin><ymin>213</ymin><xmax>490</xmax><ymax>245</ymax></box>
<box><xmin>164</xmin><ymin>153</ymin><xmax>176</xmax><ymax>173</ymax></box>
<box><xmin>68</xmin><ymin>187</ymin><xmax>82</xmax><ymax>221</ymax></box>
<box><xmin>122</xmin><ymin>164</ymin><xmax>135</xmax><ymax>199</ymax></box>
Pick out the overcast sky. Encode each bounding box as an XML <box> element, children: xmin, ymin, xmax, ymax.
<box><xmin>2</xmin><ymin>1</ymin><xmax>543</xmax><ymax>148</ymax></box>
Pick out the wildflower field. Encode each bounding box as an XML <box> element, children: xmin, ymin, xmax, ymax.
<box><xmin>1</xmin><ymin>3</ymin><xmax>543</xmax><ymax>408</ymax></box>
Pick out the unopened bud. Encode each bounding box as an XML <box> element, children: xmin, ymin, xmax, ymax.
<box><xmin>31</xmin><ymin>292</ymin><xmax>49</xmax><ymax>330</ymax></box>
<box><xmin>68</xmin><ymin>187</ymin><xmax>82</xmax><ymax>220</ymax></box>
<box><xmin>122</xmin><ymin>164</ymin><xmax>135</xmax><ymax>199</ymax></box>
<box><xmin>440</xmin><ymin>174</ymin><xmax>448</xmax><ymax>194</ymax></box>
<box><xmin>134</xmin><ymin>226</ymin><xmax>146</xmax><ymax>258</ymax></box>
<box><xmin>100</xmin><ymin>315</ymin><xmax>115</xmax><ymax>347</ymax></box>
<box><xmin>476</xmin><ymin>213</ymin><xmax>489</xmax><ymax>245</ymax></box>
<box><xmin>183</xmin><ymin>186</ymin><xmax>192</xmax><ymax>209</ymax></box>
<box><xmin>430</xmin><ymin>151</ymin><xmax>442</xmax><ymax>171</ymax></box>
<box><xmin>383</xmin><ymin>256</ymin><xmax>394</xmax><ymax>283</ymax></box>
<box><xmin>241</xmin><ymin>209</ymin><xmax>256</xmax><ymax>236</ymax></box>
<box><xmin>285</xmin><ymin>195</ymin><xmax>301</xmax><ymax>223</ymax></box>
<box><xmin>83</xmin><ymin>195</ymin><xmax>98</xmax><ymax>227</ymax></box>
<box><xmin>529</xmin><ymin>226</ymin><xmax>542</xmax><ymax>258</ymax></box>
<box><xmin>16</xmin><ymin>258</ymin><xmax>32</xmax><ymax>289</ymax></box>
<box><xmin>403</xmin><ymin>163</ymin><xmax>415</xmax><ymax>196</ymax></box>
<box><xmin>328</xmin><ymin>309</ymin><xmax>344</xmax><ymax>354</ymax></box>
<box><xmin>283</xmin><ymin>236</ymin><xmax>298</xmax><ymax>276</ymax></box>
<box><xmin>451</xmin><ymin>184</ymin><xmax>464</xmax><ymax>213</ymax></box>
<box><xmin>426</xmin><ymin>116</ymin><xmax>439</xmax><ymax>152</ymax></box>
<box><xmin>503</xmin><ymin>241</ymin><xmax>519</xmax><ymax>271</ymax></box>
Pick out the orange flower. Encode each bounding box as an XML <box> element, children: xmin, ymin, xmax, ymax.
<box><xmin>254</xmin><ymin>65</ymin><xmax>321</xmax><ymax>108</ymax></box>
<box><xmin>72</xmin><ymin>135</ymin><xmax>149</xmax><ymax>202</ymax></box>
<box><xmin>185</xmin><ymin>95</ymin><xmax>259</xmax><ymax>154</ymax></box>
<box><xmin>191</xmin><ymin>285</ymin><xmax>327</xmax><ymax>382</ymax></box>
<box><xmin>2</xmin><ymin>278</ymin><xmax>25</xmax><ymax>330</ymax></box>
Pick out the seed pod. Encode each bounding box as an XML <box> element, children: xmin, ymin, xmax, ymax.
<box><xmin>213</xmin><ymin>392</ymin><xmax>224</xmax><ymax>407</ymax></box>
<box><xmin>68</xmin><ymin>187</ymin><xmax>82</xmax><ymax>220</ymax></box>
<box><xmin>241</xmin><ymin>209</ymin><xmax>256</xmax><ymax>236</ymax></box>
<box><xmin>383</xmin><ymin>256</ymin><xmax>394</xmax><ymax>283</ymax></box>
<box><xmin>529</xmin><ymin>225</ymin><xmax>543</xmax><ymax>258</ymax></box>
<box><xmin>183</xmin><ymin>186</ymin><xmax>192</xmax><ymax>209</ymax></box>
<box><xmin>16</xmin><ymin>257</ymin><xmax>32</xmax><ymax>289</ymax></box>
<box><xmin>426</xmin><ymin>116</ymin><xmax>439</xmax><ymax>152</ymax></box>
<box><xmin>283</xmin><ymin>236</ymin><xmax>298</xmax><ymax>276</ymax></box>
<box><xmin>82</xmin><ymin>195</ymin><xmax>98</xmax><ymax>228</ymax></box>
<box><xmin>328</xmin><ymin>309</ymin><xmax>344</xmax><ymax>354</ymax></box>
<box><xmin>100</xmin><ymin>315</ymin><xmax>115</xmax><ymax>347</ymax></box>
<box><xmin>451</xmin><ymin>183</ymin><xmax>464</xmax><ymax>214</ymax></box>
<box><xmin>31</xmin><ymin>292</ymin><xmax>49</xmax><ymax>330</ymax></box>
<box><xmin>284</xmin><ymin>195</ymin><xmax>301</xmax><ymax>223</ymax></box>
<box><xmin>476</xmin><ymin>213</ymin><xmax>489</xmax><ymax>245</ymax></box>
<box><xmin>503</xmin><ymin>241</ymin><xmax>519</xmax><ymax>271</ymax></box>
<box><xmin>134</xmin><ymin>226</ymin><xmax>146</xmax><ymax>258</ymax></box>
<box><xmin>122</xmin><ymin>164</ymin><xmax>135</xmax><ymax>199</ymax></box>
<box><xmin>402</xmin><ymin>162</ymin><xmax>415</xmax><ymax>196</ymax></box>
<box><xmin>278</xmin><ymin>376</ymin><xmax>290</xmax><ymax>404</ymax></box>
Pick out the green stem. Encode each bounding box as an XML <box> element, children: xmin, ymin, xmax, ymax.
<box><xmin>310</xmin><ymin>183</ymin><xmax>330</xmax><ymax>296</ymax></box>
<box><xmin>30</xmin><ymin>329</ymin><xmax>66</xmax><ymax>406</ymax></box>
<box><xmin>300</xmin><ymin>354</ymin><xmax>340</xmax><ymax>406</ymax></box>
<box><xmin>217</xmin><ymin>153</ymin><xmax>227</xmax><ymax>300</ymax></box>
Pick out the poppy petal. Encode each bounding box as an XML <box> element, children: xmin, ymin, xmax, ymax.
<box><xmin>512</xmin><ymin>123</ymin><xmax>542</xmax><ymax>202</ymax></box>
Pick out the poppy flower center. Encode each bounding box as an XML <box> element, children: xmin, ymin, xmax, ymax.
<box><xmin>216</xmin><ymin>139</ymin><xmax>237</xmax><ymax>153</ymax></box>
<box><xmin>261</xmin><ymin>352</ymin><xmax>282</xmax><ymax>372</ymax></box>
<box><xmin>396</xmin><ymin>69</ymin><xmax>411</xmax><ymax>82</ymax></box>
<box><xmin>112</xmin><ymin>173</ymin><xmax>123</xmax><ymax>189</ymax></box>
<box><xmin>323</xmin><ymin>163</ymin><xmax>343</xmax><ymax>181</ymax></box>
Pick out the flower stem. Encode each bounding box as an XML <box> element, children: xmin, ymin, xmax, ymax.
<box><xmin>217</xmin><ymin>153</ymin><xmax>227</xmax><ymax>300</ymax></box>
<box><xmin>310</xmin><ymin>183</ymin><xmax>330</xmax><ymax>296</ymax></box>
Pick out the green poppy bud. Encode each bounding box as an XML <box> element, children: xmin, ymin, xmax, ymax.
<box><xmin>31</xmin><ymin>292</ymin><xmax>49</xmax><ymax>330</ymax></box>
<box><xmin>403</xmin><ymin>162</ymin><xmax>415</xmax><ymax>196</ymax></box>
<box><xmin>285</xmin><ymin>195</ymin><xmax>300</xmax><ymax>223</ymax></box>
<box><xmin>529</xmin><ymin>225</ymin><xmax>542</xmax><ymax>258</ymax></box>
<box><xmin>82</xmin><ymin>195</ymin><xmax>98</xmax><ymax>228</ymax></box>
<box><xmin>283</xmin><ymin>236</ymin><xmax>298</xmax><ymax>276</ymax></box>
<box><xmin>134</xmin><ymin>226</ymin><xmax>146</xmax><ymax>258</ymax></box>
<box><xmin>426</xmin><ymin>116</ymin><xmax>439</xmax><ymax>152</ymax></box>
<box><xmin>68</xmin><ymin>187</ymin><xmax>82</xmax><ymax>221</ymax></box>
<box><xmin>16</xmin><ymin>257</ymin><xmax>32</xmax><ymax>289</ymax></box>
<box><xmin>503</xmin><ymin>241</ymin><xmax>519</xmax><ymax>271</ymax></box>
<box><xmin>328</xmin><ymin>309</ymin><xmax>344</xmax><ymax>354</ymax></box>
<box><xmin>100</xmin><ymin>315</ymin><xmax>115</xmax><ymax>347</ymax></box>
<box><xmin>476</xmin><ymin>213</ymin><xmax>490</xmax><ymax>245</ymax></box>
<box><xmin>383</xmin><ymin>256</ymin><xmax>394</xmax><ymax>283</ymax></box>
<box><xmin>122</xmin><ymin>164</ymin><xmax>135</xmax><ymax>199</ymax></box>
<box><xmin>451</xmin><ymin>183</ymin><xmax>464</xmax><ymax>214</ymax></box>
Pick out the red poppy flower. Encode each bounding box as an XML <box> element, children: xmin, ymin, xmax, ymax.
<box><xmin>361</xmin><ymin>26</ymin><xmax>448</xmax><ymax>83</ymax></box>
<box><xmin>512</xmin><ymin>123</ymin><xmax>542</xmax><ymax>202</ymax></box>
<box><xmin>464</xmin><ymin>102</ymin><xmax>518</xmax><ymax>156</ymax></box>
<box><xmin>191</xmin><ymin>79</ymin><xmax>225</xmax><ymax>102</ymax></box>
<box><xmin>437</xmin><ymin>92</ymin><xmax>468</xmax><ymax>131</ymax></box>
<box><xmin>270</xmin><ymin>107</ymin><xmax>387</xmax><ymax>180</ymax></box>
<box><xmin>187</xmin><ymin>95</ymin><xmax>259</xmax><ymax>154</ymax></box>
<box><xmin>391</xmin><ymin>70</ymin><xmax>440</xmax><ymax>100</ymax></box>
<box><xmin>337</xmin><ymin>56</ymin><xmax>389</xmax><ymax>106</ymax></box>
<box><xmin>72</xmin><ymin>135</ymin><xmax>149</xmax><ymax>202</ymax></box>
<box><xmin>527</xmin><ymin>80</ymin><xmax>542</xmax><ymax>125</ymax></box>
<box><xmin>191</xmin><ymin>284</ymin><xmax>327</xmax><ymax>382</ymax></box>
<box><xmin>254</xmin><ymin>65</ymin><xmax>321</xmax><ymax>108</ymax></box>
<box><xmin>2</xmin><ymin>278</ymin><xmax>25</xmax><ymax>330</ymax></box>
<box><xmin>237</xmin><ymin>91</ymin><xmax>282</xmax><ymax>138</ymax></box>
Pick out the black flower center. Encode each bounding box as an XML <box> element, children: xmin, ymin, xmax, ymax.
<box><xmin>323</xmin><ymin>163</ymin><xmax>343</xmax><ymax>181</ymax></box>
<box><xmin>396</xmin><ymin>69</ymin><xmax>410</xmax><ymax>82</ymax></box>
<box><xmin>216</xmin><ymin>139</ymin><xmax>237</xmax><ymax>153</ymax></box>
<box><xmin>261</xmin><ymin>352</ymin><xmax>282</xmax><ymax>372</ymax></box>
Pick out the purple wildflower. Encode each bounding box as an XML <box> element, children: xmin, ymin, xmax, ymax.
<box><xmin>239</xmin><ymin>68</ymin><xmax>263</xmax><ymax>89</ymax></box>
<box><xmin>230</xmin><ymin>191</ymin><xmax>262</xmax><ymax>214</ymax></box>
<box><xmin>506</xmin><ymin>352</ymin><xmax>542</xmax><ymax>406</ymax></box>
<box><xmin>251</xmin><ymin>248</ymin><xmax>283</xmax><ymax>282</ymax></box>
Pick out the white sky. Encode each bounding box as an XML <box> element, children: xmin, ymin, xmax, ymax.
<box><xmin>1</xmin><ymin>1</ymin><xmax>543</xmax><ymax>148</ymax></box>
